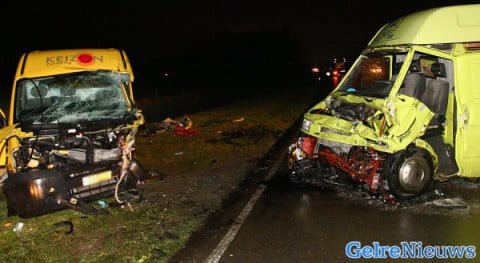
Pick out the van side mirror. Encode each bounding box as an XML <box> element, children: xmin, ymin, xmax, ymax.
<box><xmin>437</xmin><ymin>115</ymin><xmax>446</xmax><ymax>125</ymax></box>
<box><xmin>0</xmin><ymin>109</ymin><xmax>6</xmax><ymax>128</ymax></box>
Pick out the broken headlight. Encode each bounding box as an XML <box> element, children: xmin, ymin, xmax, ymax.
<box><xmin>302</xmin><ymin>118</ymin><xmax>312</xmax><ymax>132</ymax></box>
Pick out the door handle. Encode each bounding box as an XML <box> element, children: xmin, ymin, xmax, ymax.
<box><xmin>459</xmin><ymin>105</ymin><xmax>469</xmax><ymax>125</ymax></box>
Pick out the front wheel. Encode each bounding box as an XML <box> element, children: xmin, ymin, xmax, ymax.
<box><xmin>386</xmin><ymin>148</ymin><xmax>433</xmax><ymax>200</ymax></box>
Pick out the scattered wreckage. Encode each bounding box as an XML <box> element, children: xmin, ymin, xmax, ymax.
<box><xmin>146</xmin><ymin>115</ymin><xmax>201</xmax><ymax>137</ymax></box>
<box><xmin>0</xmin><ymin>49</ymin><xmax>146</xmax><ymax>217</ymax></box>
<box><xmin>289</xmin><ymin>4</ymin><xmax>480</xmax><ymax>199</ymax></box>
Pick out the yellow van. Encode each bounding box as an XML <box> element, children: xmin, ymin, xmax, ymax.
<box><xmin>0</xmin><ymin>49</ymin><xmax>145</xmax><ymax>217</ymax></box>
<box><xmin>289</xmin><ymin>4</ymin><xmax>480</xmax><ymax>199</ymax></box>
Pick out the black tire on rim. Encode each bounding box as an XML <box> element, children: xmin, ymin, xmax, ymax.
<box><xmin>386</xmin><ymin>148</ymin><xmax>433</xmax><ymax>200</ymax></box>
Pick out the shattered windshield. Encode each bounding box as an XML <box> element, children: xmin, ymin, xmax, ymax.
<box><xmin>15</xmin><ymin>71</ymin><xmax>131</xmax><ymax>124</ymax></box>
<box><xmin>339</xmin><ymin>52</ymin><xmax>405</xmax><ymax>98</ymax></box>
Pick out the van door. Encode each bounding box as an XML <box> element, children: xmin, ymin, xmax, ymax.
<box><xmin>0</xmin><ymin>125</ymin><xmax>15</xmax><ymax>178</ymax></box>
<box><xmin>456</xmin><ymin>54</ymin><xmax>480</xmax><ymax>177</ymax></box>
<box><xmin>398</xmin><ymin>48</ymin><xmax>457</xmax><ymax>174</ymax></box>
<box><xmin>0</xmin><ymin>108</ymin><xmax>7</xmax><ymax>169</ymax></box>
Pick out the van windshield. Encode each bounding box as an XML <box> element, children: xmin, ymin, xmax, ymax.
<box><xmin>339</xmin><ymin>52</ymin><xmax>404</xmax><ymax>98</ymax></box>
<box><xmin>15</xmin><ymin>71</ymin><xmax>131</xmax><ymax>125</ymax></box>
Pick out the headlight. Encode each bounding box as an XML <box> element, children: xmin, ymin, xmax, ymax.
<box><xmin>302</xmin><ymin>118</ymin><xmax>312</xmax><ymax>131</ymax></box>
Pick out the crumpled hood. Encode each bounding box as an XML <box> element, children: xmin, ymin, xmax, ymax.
<box><xmin>302</xmin><ymin>94</ymin><xmax>434</xmax><ymax>153</ymax></box>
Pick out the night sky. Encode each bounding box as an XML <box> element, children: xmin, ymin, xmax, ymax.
<box><xmin>0</xmin><ymin>0</ymin><xmax>477</xmax><ymax>97</ymax></box>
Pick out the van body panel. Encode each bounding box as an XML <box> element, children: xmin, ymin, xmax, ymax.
<box><xmin>455</xmin><ymin>53</ymin><xmax>480</xmax><ymax>177</ymax></box>
<box><xmin>369</xmin><ymin>4</ymin><xmax>480</xmax><ymax>48</ymax></box>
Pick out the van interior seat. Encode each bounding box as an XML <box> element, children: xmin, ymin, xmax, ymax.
<box><xmin>420</xmin><ymin>62</ymin><xmax>449</xmax><ymax>126</ymax></box>
<box><xmin>400</xmin><ymin>73</ymin><xmax>426</xmax><ymax>99</ymax></box>
<box><xmin>399</xmin><ymin>59</ymin><xmax>426</xmax><ymax>99</ymax></box>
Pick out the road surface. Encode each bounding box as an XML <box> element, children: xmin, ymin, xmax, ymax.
<box><xmin>172</xmin><ymin>122</ymin><xmax>480</xmax><ymax>263</ymax></box>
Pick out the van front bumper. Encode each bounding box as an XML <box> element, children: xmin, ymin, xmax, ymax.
<box><xmin>3</xmin><ymin>162</ymin><xmax>124</xmax><ymax>218</ymax></box>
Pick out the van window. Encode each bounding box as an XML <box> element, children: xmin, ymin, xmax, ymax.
<box><xmin>15</xmin><ymin>71</ymin><xmax>131</xmax><ymax>124</ymax></box>
<box><xmin>398</xmin><ymin>52</ymin><xmax>454</xmax><ymax>126</ymax></box>
<box><xmin>339</xmin><ymin>52</ymin><xmax>406</xmax><ymax>98</ymax></box>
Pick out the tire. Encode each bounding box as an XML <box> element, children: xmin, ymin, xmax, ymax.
<box><xmin>386</xmin><ymin>148</ymin><xmax>433</xmax><ymax>200</ymax></box>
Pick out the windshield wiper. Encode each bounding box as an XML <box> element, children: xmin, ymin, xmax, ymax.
<box><xmin>17</xmin><ymin>106</ymin><xmax>50</xmax><ymax>121</ymax></box>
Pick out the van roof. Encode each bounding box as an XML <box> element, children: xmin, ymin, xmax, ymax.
<box><xmin>15</xmin><ymin>48</ymin><xmax>134</xmax><ymax>81</ymax></box>
<box><xmin>368</xmin><ymin>4</ymin><xmax>480</xmax><ymax>48</ymax></box>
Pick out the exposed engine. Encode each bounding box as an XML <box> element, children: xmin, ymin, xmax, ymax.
<box><xmin>289</xmin><ymin>135</ymin><xmax>386</xmax><ymax>193</ymax></box>
<box><xmin>14</xmin><ymin>127</ymin><xmax>132</xmax><ymax>171</ymax></box>
<box><xmin>4</xmin><ymin>125</ymin><xmax>146</xmax><ymax>218</ymax></box>
<box><xmin>324</xmin><ymin>97</ymin><xmax>377</xmax><ymax>122</ymax></box>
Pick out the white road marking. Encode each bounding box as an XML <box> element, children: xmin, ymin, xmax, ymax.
<box><xmin>205</xmin><ymin>149</ymin><xmax>286</xmax><ymax>263</ymax></box>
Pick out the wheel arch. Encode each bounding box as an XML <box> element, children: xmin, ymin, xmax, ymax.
<box><xmin>413</xmin><ymin>138</ymin><xmax>438</xmax><ymax>173</ymax></box>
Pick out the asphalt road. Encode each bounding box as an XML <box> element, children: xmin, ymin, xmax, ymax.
<box><xmin>172</xmin><ymin>109</ymin><xmax>480</xmax><ymax>263</ymax></box>
<box><xmin>218</xmin><ymin>167</ymin><xmax>480</xmax><ymax>263</ymax></box>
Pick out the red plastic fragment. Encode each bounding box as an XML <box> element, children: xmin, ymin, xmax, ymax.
<box><xmin>173</xmin><ymin>126</ymin><xmax>201</xmax><ymax>137</ymax></box>
<box><xmin>300</xmin><ymin>137</ymin><xmax>317</xmax><ymax>156</ymax></box>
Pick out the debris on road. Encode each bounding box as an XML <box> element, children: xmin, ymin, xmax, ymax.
<box><xmin>287</xmin><ymin>163</ymin><xmax>471</xmax><ymax>213</ymax></box>
<box><xmin>428</xmin><ymin>198</ymin><xmax>468</xmax><ymax>209</ymax></box>
<box><xmin>232</xmin><ymin>116</ymin><xmax>245</xmax><ymax>123</ymax></box>
<box><xmin>146</xmin><ymin>170</ymin><xmax>166</xmax><ymax>180</ymax></box>
<box><xmin>145</xmin><ymin>117</ymin><xmax>177</xmax><ymax>134</ymax></box>
<box><xmin>98</xmin><ymin>200</ymin><xmax>109</xmax><ymax>208</ymax></box>
<box><xmin>152</xmin><ymin>248</ymin><xmax>167</xmax><ymax>257</ymax></box>
<box><xmin>53</xmin><ymin>221</ymin><xmax>74</xmax><ymax>235</ymax></box>
<box><xmin>207</xmin><ymin>125</ymin><xmax>281</xmax><ymax>146</ymax></box>
<box><xmin>146</xmin><ymin>115</ymin><xmax>201</xmax><ymax>137</ymax></box>
<box><xmin>173</xmin><ymin>126</ymin><xmax>201</xmax><ymax>137</ymax></box>
<box><xmin>13</xmin><ymin>222</ymin><xmax>24</xmax><ymax>233</ymax></box>
<box><xmin>162</xmin><ymin>231</ymin><xmax>179</xmax><ymax>240</ymax></box>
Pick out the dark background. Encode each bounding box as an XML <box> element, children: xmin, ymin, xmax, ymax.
<box><xmin>0</xmin><ymin>0</ymin><xmax>477</xmax><ymax>101</ymax></box>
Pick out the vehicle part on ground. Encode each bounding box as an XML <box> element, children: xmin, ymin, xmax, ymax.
<box><xmin>115</xmin><ymin>139</ymin><xmax>135</xmax><ymax>204</ymax></box>
<box><xmin>289</xmin><ymin>136</ymin><xmax>386</xmax><ymax>194</ymax></box>
<box><xmin>53</xmin><ymin>220</ymin><xmax>74</xmax><ymax>235</ymax></box>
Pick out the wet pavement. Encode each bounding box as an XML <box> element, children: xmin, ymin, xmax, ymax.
<box><xmin>173</xmin><ymin>161</ymin><xmax>480</xmax><ymax>263</ymax></box>
<box><xmin>172</xmin><ymin>116</ymin><xmax>480</xmax><ymax>263</ymax></box>
<box><xmin>219</xmin><ymin>168</ymin><xmax>480</xmax><ymax>263</ymax></box>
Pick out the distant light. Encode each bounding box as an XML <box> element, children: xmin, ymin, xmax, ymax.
<box><xmin>326</xmin><ymin>72</ymin><xmax>331</xmax><ymax>77</ymax></box>
<box><xmin>164</xmin><ymin>73</ymin><xmax>169</xmax><ymax>77</ymax></box>
<box><xmin>311</xmin><ymin>67</ymin><xmax>320</xmax><ymax>73</ymax></box>
<box><xmin>333</xmin><ymin>70</ymin><xmax>338</xmax><ymax>76</ymax></box>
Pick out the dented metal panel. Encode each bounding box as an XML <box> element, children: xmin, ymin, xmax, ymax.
<box><xmin>455</xmin><ymin>53</ymin><xmax>480</xmax><ymax>177</ymax></box>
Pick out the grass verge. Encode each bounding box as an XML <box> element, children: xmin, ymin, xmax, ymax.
<box><xmin>0</xmin><ymin>91</ymin><xmax>316</xmax><ymax>262</ymax></box>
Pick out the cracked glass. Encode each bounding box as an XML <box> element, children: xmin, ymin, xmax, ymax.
<box><xmin>15</xmin><ymin>71</ymin><xmax>131</xmax><ymax>124</ymax></box>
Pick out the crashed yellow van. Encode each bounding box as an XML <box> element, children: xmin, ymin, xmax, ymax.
<box><xmin>0</xmin><ymin>49</ymin><xmax>145</xmax><ymax>217</ymax></box>
<box><xmin>289</xmin><ymin>4</ymin><xmax>480</xmax><ymax>199</ymax></box>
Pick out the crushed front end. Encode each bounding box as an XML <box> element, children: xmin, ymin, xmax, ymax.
<box><xmin>289</xmin><ymin>50</ymin><xmax>438</xmax><ymax>199</ymax></box>
<box><xmin>2</xmin><ymin>70</ymin><xmax>145</xmax><ymax>218</ymax></box>
<box><xmin>289</xmin><ymin>96</ymin><xmax>389</xmax><ymax>193</ymax></box>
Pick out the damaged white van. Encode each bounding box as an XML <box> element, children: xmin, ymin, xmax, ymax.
<box><xmin>289</xmin><ymin>4</ymin><xmax>480</xmax><ymax>199</ymax></box>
